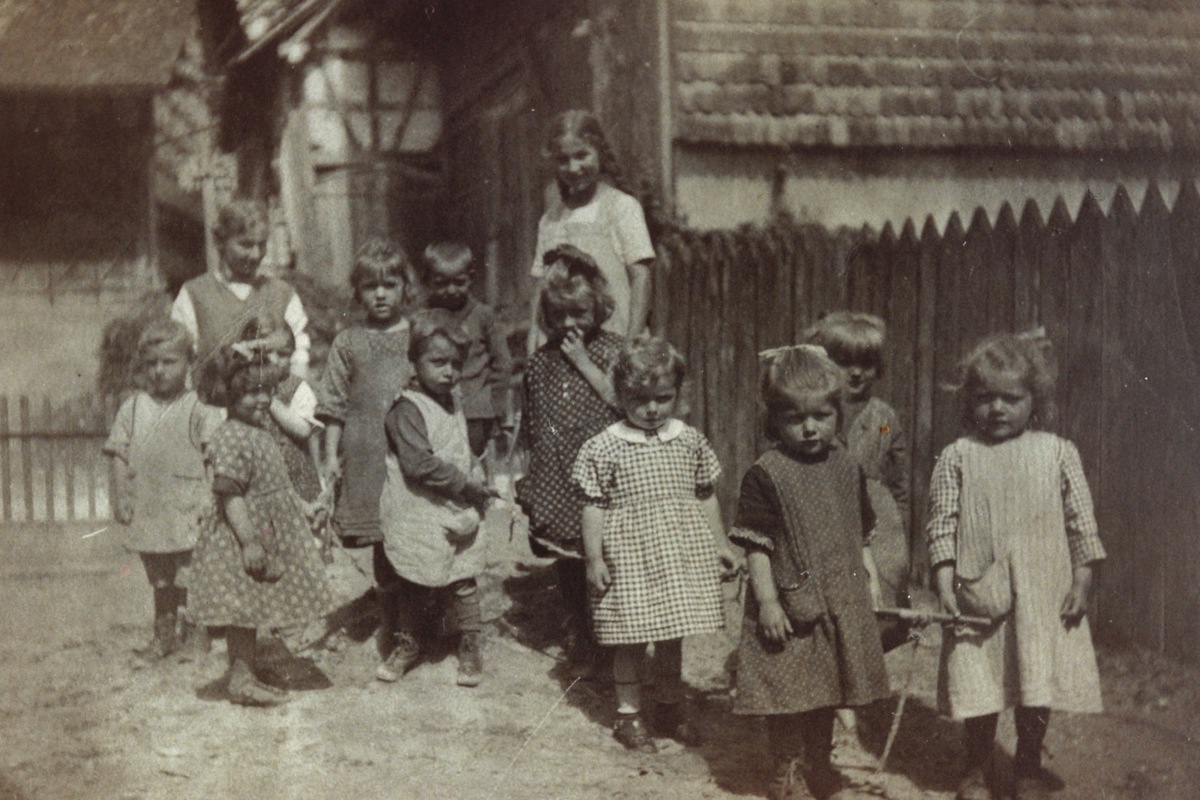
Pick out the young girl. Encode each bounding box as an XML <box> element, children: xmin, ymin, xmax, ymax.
<box><xmin>927</xmin><ymin>332</ymin><xmax>1104</xmax><ymax>800</ymax></box>
<box><xmin>574</xmin><ymin>335</ymin><xmax>736</xmax><ymax>753</ymax></box>
<box><xmin>731</xmin><ymin>345</ymin><xmax>888</xmax><ymax>800</ymax></box>
<box><xmin>517</xmin><ymin>245</ymin><xmax>624</xmax><ymax>673</ymax></box>
<box><xmin>414</xmin><ymin>242</ymin><xmax>513</xmax><ymax>458</ymax></box>
<box><xmin>316</xmin><ymin>239</ymin><xmax>413</xmax><ymax>603</ymax></box>
<box><xmin>376</xmin><ymin>310</ymin><xmax>496</xmax><ymax>686</ymax></box>
<box><xmin>526</xmin><ymin>110</ymin><xmax>656</xmax><ymax>355</ymax></box>
<box><xmin>188</xmin><ymin>350</ymin><xmax>332</xmax><ymax>707</ymax></box>
<box><xmin>235</xmin><ymin>316</ymin><xmax>323</xmax><ymax>503</ymax></box>
<box><xmin>103</xmin><ymin>319</ymin><xmax>222</xmax><ymax>659</ymax></box>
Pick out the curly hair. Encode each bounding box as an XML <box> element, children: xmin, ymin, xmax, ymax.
<box><xmin>137</xmin><ymin>318</ymin><xmax>194</xmax><ymax>361</ymax></box>
<box><xmin>538</xmin><ymin>246</ymin><xmax>615</xmax><ymax>335</ymax></box>
<box><xmin>803</xmin><ymin>310</ymin><xmax>887</xmax><ymax>375</ymax></box>
<box><xmin>760</xmin><ymin>345</ymin><xmax>844</xmax><ymax>440</ymax></box>
<box><xmin>612</xmin><ymin>334</ymin><xmax>687</xmax><ymax>404</ymax></box>
<box><xmin>542</xmin><ymin>110</ymin><xmax>630</xmax><ymax>195</ymax></box>
<box><xmin>958</xmin><ymin>331</ymin><xmax>1058</xmax><ymax>431</ymax></box>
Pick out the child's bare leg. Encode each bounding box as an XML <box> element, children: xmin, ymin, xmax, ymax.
<box><xmin>136</xmin><ymin>554</ymin><xmax>180</xmax><ymax>660</ymax></box>
<box><xmin>612</xmin><ymin>644</ymin><xmax>656</xmax><ymax>752</ymax></box>
<box><xmin>453</xmin><ymin>578</ymin><xmax>483</xmax><ymax>687</ymax></box>
<box><xmin>226</xmin><ymin>626</ymin><xmax>284</xmax><ymax>706</ymax></box>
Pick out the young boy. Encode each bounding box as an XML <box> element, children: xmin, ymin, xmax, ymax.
<box><xmin>416</xmin><ymin>242</ymin><xmax>513</xmax><ymax>457</ymax></box>
<box><xmin>104</xmin><ymin>319</ymin><xmax>223</xmax><ymax>660</ymax></box>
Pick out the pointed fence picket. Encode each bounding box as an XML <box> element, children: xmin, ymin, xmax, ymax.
<box><xmin>655</xmin><ymin>179</ymin><xmax>1200</xmax><ymax>665</ymax></box>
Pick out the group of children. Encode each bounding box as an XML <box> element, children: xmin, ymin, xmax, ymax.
<box><xmin>104</xmin><ymin>110</ymin><xmax>1105</xmax><ymax>800</ymax></box>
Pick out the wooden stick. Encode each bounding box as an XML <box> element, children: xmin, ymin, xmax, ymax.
<box><xmin>875</xmin><ymin>607</ymin><xmax>993</xmax><ymax>628</ymax></box>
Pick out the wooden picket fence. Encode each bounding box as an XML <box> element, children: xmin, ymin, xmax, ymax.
<box><xmin>654</xmin><ymin>179</ymin><xmax>1200</xmax><ymax>665</ymax></box>
<box><xmin>0</xmin><ymin>394</ymin><xmax>118</xmax><ymax>524</ymax></box>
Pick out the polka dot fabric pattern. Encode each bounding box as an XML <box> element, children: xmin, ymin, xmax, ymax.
<box><xmin>572</xmin><ymin>423</ymin><xmax>725</xmax><ymax>644</ymax></box>
<box><xmin>518</xmin><ymin>331</ymin><xmax>623</xmax><ymax>557</ymax></box>
<box><xmin>189</xmin><ymin>420</ymin><xmax>332</xmax><ymax>629</ymax></box>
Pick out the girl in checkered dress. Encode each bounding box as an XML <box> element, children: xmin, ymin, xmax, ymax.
<box><xmin>927</xmin><ymin>332</ymin><xmax>1105</xmax><ymax>800</ymax></box>
<box><xmin>573</xmin><ymin>335</ymin><xmax>738</xmax><ymax>753</ymax></box>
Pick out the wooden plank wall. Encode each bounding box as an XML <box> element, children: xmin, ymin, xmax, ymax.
<box><xmin>655</xmin><ymin>180</ymin><xmax>1200</xmax><ymax>665</ymax></box>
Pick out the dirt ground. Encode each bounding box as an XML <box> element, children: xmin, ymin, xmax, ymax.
<box><xmin>1</xmin><ymin>512</ymin><xmax>1198</xmax><ymax>800</ymax></box>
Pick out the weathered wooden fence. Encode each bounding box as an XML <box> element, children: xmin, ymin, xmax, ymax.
<box><xmin>0</xmin><ymin>395</ymin><xmax>116</xmax><ymax>524</ymax></box>
<box><xmin>654</xmin><ymin>179</ymin><xmax>1200</xmax><ymax>665</ymax></box>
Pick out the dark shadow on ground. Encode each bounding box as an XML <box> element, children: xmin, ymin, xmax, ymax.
<box><xmin>854</xmin><ymin>695</ymin><xmax>963</xmax><ymax>794</ymax></box>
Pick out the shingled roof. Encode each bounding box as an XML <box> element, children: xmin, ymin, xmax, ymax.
<box><xmin>0</xmin><ymin>0</ymin><xmax>194</xmax><ymax>91</ymax></box>
<box><xmin>673</xmin><ymin>0</ymin><xmax>1200</xmax><ymax>152</ymax></box>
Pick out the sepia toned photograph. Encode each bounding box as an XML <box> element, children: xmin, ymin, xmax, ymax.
<box><xmin>1</xmin><ymin>1</ymin><xmax>1198</xmax><ymax>798</ymax></box>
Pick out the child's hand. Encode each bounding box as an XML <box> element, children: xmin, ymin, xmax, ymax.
<box><xmin>463</xmin><ymin>480</ymin><xmax>499</xmax><ymax>511</ymax></box>
<box><xmin>758</xmin><ymin>599</ymin><xmax>793</xmax><ymax>643</ymax></box>
<box><xmin>321</xmin><ymin>460</ymin><xmax>342</xmax><ymax>489</ymax></box>
<box><xmin>242</xmin><ymin>541</ymin><xmax>268</xmax><ymax>578</ymax></box>
<box><xmin>868</xmin><ymin>574</ymin><xmax>884</xmax><ymax>610</ymax></box>
<box><xmin>716</xmin><ymin>544</ymin><xmax>740</xmax><ymax>581</ymax></box>
<box><xmin>586</xmin><ymin>557</ymin><xmax>612</xmax><ymax>595</ymax></box>
<box><xmin>559</xmin><ymin>329</ymin><xmax>589</xmax><ymax>367</ymax></box>
<box><xmin>934</xmin><ymin>563</ymin><xmax>960</xmax><ymax>618</ymax></box>
<box><xmin>1060</xmin><ymin>565</ymin><xmax>1093</xmax><ymax>628</ymax></box>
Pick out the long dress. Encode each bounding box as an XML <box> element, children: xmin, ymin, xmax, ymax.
<box><xmin>517</xmin><ymin>330</ymin><xmax>623</xmax><ymax>557</ymax></box>
<box><xmin>189</xmin><ymin>419</ymin><xmax>332</xmax><ymax>628</ymax></box>
<box><xmin>316</xmin><ymin>322</ymin><xmax>412</xmax><ymax>547</ymax></box>
<box><xmin>571</xmin><ymin>420</ymin><xmax>725</xmax><ymax>644</ymax></box>
<box><xmin>102</xmin><ymin>391</ymin><xmax>221</xmax><ymax>554</ymax></box>
<box><xmin>927</xmin><ymin>431</ymin><xmax>1106</xmax><ymax>719</ymax></box>
<box><xmin>731</xmin><ymin>444</ymin><xmax>890</xmax><ymax>715</ymax></box>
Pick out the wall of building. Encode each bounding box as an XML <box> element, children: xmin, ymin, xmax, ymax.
<box><xmin>674</xmin><ymin>145</ymin><xmax>1198</xmax><ymax>232</ymax></box>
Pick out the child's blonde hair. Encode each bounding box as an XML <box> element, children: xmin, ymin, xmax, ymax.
<box><xmin>958</xmin><ymin>330</ymin><xmax>1058</xmax><ymax>431</ymax></box>
<box><xmin>407</xmin><ymin>308</ymin><xmax>470</xmax><ymax>364</ymax></box>
<box><xmin>418</xmin><ymin>242</ymin><xmax>473</xmax><ymax>282</ymax></box>
<box><xmin>137</xmin><ymin>318</ymin><xmax>194</xmax><ymax>361</ymax></box>
<box><xmin>612</xmin><ymin>334</ymin><xmax>686</xmax><ymax>403</ymax></box>
<box><xmin>804</xmin><ymin>311</ymin><xmax>886</xmax><ymax>374</ymax></box>
<box><xmin>213</xmin><ymin>199</ymin><xmax>267</xmax><ymax>244</ymax></box>
<box><xmin>538</xmin><ymin>245</ymin><xmax>615</xmax><ymax>333</ymax></box>
<box><xmin>350</xmin><ymin>238</ymin><xmax>410</xmax><ymax>293</ymax></box>
<box><xmin>760</xmin><ymin>345</ymin><xmax>844</xmax><ymax>440</ymax></box>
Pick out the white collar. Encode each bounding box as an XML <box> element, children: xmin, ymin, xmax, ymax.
<box><xmin>607</xmin><ymin>418</ymin><xmax>684</xmax><ymax>443</ymax></box>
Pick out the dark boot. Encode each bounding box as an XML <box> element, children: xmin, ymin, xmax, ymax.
<box><xmin>648</xmin><ymin>701</ymin><xmax>703</xmax><ymax>746</ymax></box>
<box><xmin>1013</xmin><ymin>707</ymin><xmax>1058</xmax><ymax>800</ymax></box>
<box><xmin>798</xmin><ymin>708</ymin><xmax>845</xmax><ymax>800</ymax></box>
<box><xmin>958</xmin><ymin>714</ymin><xmax>998</xmax><ymax>800</ymax></box>
<box><xmin>456</xmin><ymin>631</ymin><xmax>484</xmax><ymax>687</ymax></box>
<box><xmin>135</xmin><ymin>612</ymin><xmax>178</xmax><ymax>661</ymax></box>
<box><xmin>768</xmin><ymin>756</ymin><xmax>815</xmax><ymax>800</ymax></box>
<box><xmin>612</xmin><ymin>712</ymin><xmax>657</xmax><ymax>754</ymax></box>
<box><xmin>177</xmin><ymin>619</ymin><xmax>210</xmax><ymax>662</ymax></box>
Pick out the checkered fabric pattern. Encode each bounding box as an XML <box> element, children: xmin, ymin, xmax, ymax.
<box><xmin>926</xmin><ymin>433</ymin><xmax>1106</xmax><ymax>569</ymax></box>
<box><xmin>572</xmin><ymin>424</ymin><xmax>725</xmax><ymax>644</ymax></box>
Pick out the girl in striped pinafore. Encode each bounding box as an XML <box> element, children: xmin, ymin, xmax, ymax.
<box><xmin>927</xmin><ymin>331</ymin><xmax>1105</xmax><ymax>800</ymax></box>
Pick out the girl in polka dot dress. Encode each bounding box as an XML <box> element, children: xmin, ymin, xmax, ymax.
<box><xmin>189</xmin><ymin>350</ymin><xmax>332</xmax><ymax>707</ymax></box>
<box><xmin>517</xmin><ymin>245</ymin><xmax>624</xmax><ymax>673</ymax></box>
<box><xmin>573</xmin><ymin>335</ymin><xmax>737</xmax><ymax>753</ymax></box>
<box><xmin>731</xmin><ymin>345</ymin><xmax>888</xmax><ymax>800</ymax></box>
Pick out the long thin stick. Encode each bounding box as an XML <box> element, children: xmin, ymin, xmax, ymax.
<box><xmin>875</xmin><ymin>606</ymin><xmax>993</xmax><ymax>628</ymax></box>
<box><xmin>877</xmin><ymin>635</ymin><xmax>921</xmax><ymax>772</ymax></box>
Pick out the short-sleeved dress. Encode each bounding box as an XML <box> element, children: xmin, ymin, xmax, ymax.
<box><xmin>316</xmin><ymin>322</ymin><xmax>412</xmax><ymax>546</ymax></box>
<box><xmin>571</xmin><ymin>419</ymin><xmax>725</xmax><ymax>645</ymax></box>
<box><xmin>269</xmin><ymin>374</ymin><xmax>323</xmax><ymax>502</ymax></box>
<box><xmin>926</xmin><ymin>431</ymin><xmax>1106</xmax><ymax>719</ymax></box>
<box><xmin>102</xmin><ymin>391</ymin><xmax>222</xmax><ymax>554</ymax></box>
<box><xmin>731</xmin><ymin>444</ymin><xmax>890</xmax><ymax>716</ymax></box>
<box><xmin>518</xmin><ymin>330</ymin><xmax>623</xmax><ymax>558</ymax></box>
<box><xmin>843</xmin><ymin>397</ymin><xmax>910</xmax><ymax>612</ymax></box>
<box><xmin>188</xmin><ymin>419</ymin><xmax>332</xmax><ymax>628</ymax></box>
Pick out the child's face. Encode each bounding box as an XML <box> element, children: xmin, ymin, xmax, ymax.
<box><xmin>552</xmin><ymin>134</ymin><xmax>600</xmax><ymax>200</ymax></box>
<box><xmin>358</xmin><ymin>275</ymin><xmax>405</xmax><ymax>325</ymax></box>
<box><xmin>219</xmin><ymin>230</ymin><xmax>267</xmax><ymax>281</ymax></box>
<box><xmin>835</xmin><ymin>358</ymin><xmax>878</xmax><ymax>402</ymax></box>
<box><xmin>545</xmin><ymin>299</ymin><xmax>597</xmax><ymax>341</ymax></box>
<box><xmin>230</xmin><ymin>385</ymin><xmax>272</xmax><ymax>428</ymax></box>
<box><xmin>621</xmin><ymin>376</ymin><xmax>679</xmax><ymax>432</ymax></box>
<box><xmin>425</xmin><ymin>261</ymin><xmax>472</xmax><ymax>312</ymax></box>
<box><xmin>414</xmin><ymin>335</ymin><xmax>463</xmax><ymax>399</ymax></box>
<box><xmin>143</xmin><ymin>346</ymin><xmax>189</xmax><ymax>401</ymax></box>
<box><xmin>775</xmin><ymin>395</ymin><xmax>839</xmax><ymax>457</ymax></box>
<box><xmin>970</xmin><ymin>368</ymin><xmax>1032</xmax><ymax>442</ymax></box>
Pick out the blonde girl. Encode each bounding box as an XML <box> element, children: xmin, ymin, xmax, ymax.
<box><xmin>526</xmin><ymin>110</ymin><xmax>656</xmax><ymax>354</ymax></box>
<box><xmin>928</xmin><ymin>332</ymin><xmax>1104</xmax><ymax>800</ymax></box>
